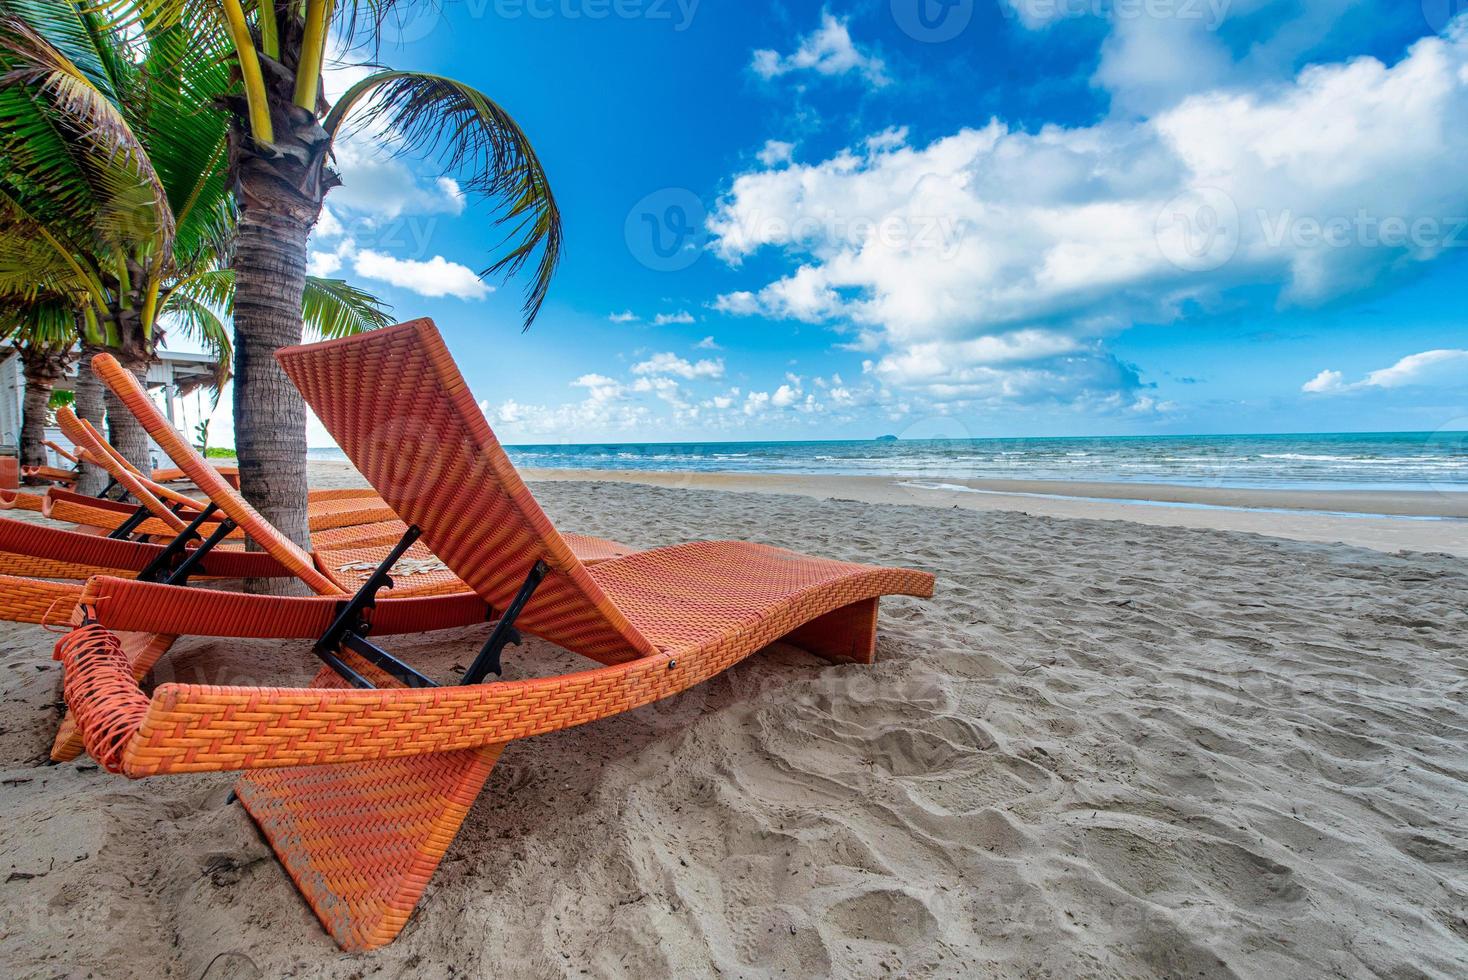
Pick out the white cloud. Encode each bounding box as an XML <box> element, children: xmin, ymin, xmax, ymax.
<box><xmin>1002</xmin><ymin>0</ymin><xmax>1364</xmax><ymax>116</ymax></box>
<box><xmin>631</xmin><ymin>353</ymin><xmax>725</xmax><ymax>380</ymax></box>
<box><xmin>306</xmin><ymin>250</ymin><xmax>343</xmax><ymax>277</ymax></box>
<box><xmin>751</xmin><ymin>12</ymin><xmax>888</xmax><ymax>88</ymax></box>
<box><xmin>1303</xmin><ymin>350</ymin><xmax>1468</xmax><ymax>394</ymax></box>
<box><xmin>712</xmin><ymin>26</ymin><xmax>1468</xmax><ymax>410</ymax></box>
<box><xmin>695</xmin><ymin>336</ymin><xmax>721</xmax><ymax>350</ymax></box>
<box><xmin>758</xmin><ymin>140</ymin><xmax>796</xmax><ymax>167</ymax></box>
<box><xmin>652</xmin><ymin>311</ymin><xmax>696</xmax><ymax>325</ymax></box>
<box><xmin>329</xmin><ymin>142</ymin><xmax>468</xmax><ymax>220</ymax></box>
<box><xmin>315</xmin><ymin>207</ymin><xmax>345</xmax><ymax>239</ymax></box>
<box><xmin>353</xmin><ymin>250</ymin><xmax>490</xmax><ymax>300</ymax></box>
<box><xmin>608</xmin><ymin>310</ymin><xmax>640</xmax><ymax>323</ymax></box>
<box><xmin>1301</xmin><ymin>369</ymin><xmax>1346</xmax><ymax>394</ymax></box>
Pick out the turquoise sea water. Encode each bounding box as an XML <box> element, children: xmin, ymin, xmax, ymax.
<box><xmin>313</xmin><ymin>431</ymin><xmax>1468</xmax><ymax>492</ymax></box>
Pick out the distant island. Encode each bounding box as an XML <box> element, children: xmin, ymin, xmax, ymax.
<box><xmin>875</xmin><ymin>434</ymin><xmax>898</xmax><ymax>442</ymax></box>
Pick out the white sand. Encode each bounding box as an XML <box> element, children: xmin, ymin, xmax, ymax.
<box><xmin>0</xmin><ymin>467</ymin><xmax>1465</xmax><ymax>977</ymax></box>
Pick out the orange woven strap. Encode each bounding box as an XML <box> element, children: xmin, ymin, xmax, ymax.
<box><xmin>85</xmin><ymin>575</ymin><xmax>489</xmax><ymax>638</ymax></box>
<box><xmin>0</xmin><ymin>489</ymin><xmax>45</xmax><ymax>512</ymax></box>
<box><xmin>0</xmin><ymin>574</ymin><xmax>82</xmax><ymax>625</ymax></box>
<box><xmin>310</xmin><ymin>520</ymin><xmax>414</xmax><ymax>550</ymax></box>
<box><xmin>151</xmin><ymin>464</ymin><xmax>239</xmax><ymax>492</ymax></box>
<box><xmin>305</xmin><ymin>488</ymin><xmax>388</xmax><ymax>502</ymax></box>
<box><xmin>0</xmin><ymin>519</ymin><xmax>289</xmax><ymax>579</ymax></box>
<box><xmin>24</xmin><ymin>465</ymin><xmax>77</xmax><ymax>483</ymax></box>
<box><xmin>46</xmin><ymin>486</ymin><xmax>137</xmax><ymax>515</ymax></box>
<box><xmin>54</xmin><ymin>623</ymin><xmax>151</xmax><ymax>774</ymax></box>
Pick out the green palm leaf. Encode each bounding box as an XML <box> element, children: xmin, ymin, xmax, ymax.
<box><xmin>324</xmin><ymin>70</ymin><xmax>563</xmax><ymax>326</ymax></box>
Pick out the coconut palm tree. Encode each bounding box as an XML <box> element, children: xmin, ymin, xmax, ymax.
<box><xmin>0</xmin><ymin>298</ymin><xmax>76</xmax><ymax>471</ymax></box>
<box><xmin>0</xmin><ymin>1</ymin><xmax>393</xmax><ymax>498</ymax></box>
<box><xmin>87</xmin><ymin>0</ymin><xmax>564</xmax><ymax>552</ymax></box>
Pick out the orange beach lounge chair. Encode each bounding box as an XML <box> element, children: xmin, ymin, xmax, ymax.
<box><xmin>54</xmin><ymin>318</ymin><xmax>935</xmax><ymax>951</ymax></box>
<box><xmin>7</xmin><ymin>354</ymin><xmax>634</xmax><ymax>758</ymax></box>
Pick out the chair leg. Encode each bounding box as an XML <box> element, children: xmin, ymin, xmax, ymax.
<box><xmin>234</xmin><ymin>742</ymin><xmax>505</xmax><ymax>951</ymax></box>
<box><xmin>51</xmin><ymin>632</ymin><xmax>176</xmax><ymax>762</ymax></box>
<box><xmin>784</xmin><ymin>597</ymin><xmax>880</xmax><ymax>665</ymax></box>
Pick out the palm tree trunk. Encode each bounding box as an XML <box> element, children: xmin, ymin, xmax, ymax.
<box><xmin>103</xmin><ymin>309</ymin><xmax>156</xmax><ymax>477</ymax></box>
<box><xmin>72</xmin><ymin>344</ymin><xmax>109</xmax><ymax>495</ymax></box>
<box><xmin>19</xmin><ymin>376</ymin><xmax>52</xmax><ymax>472</ymax></box>
<box><xmin>232</xmin><ymin>206</ymin><xmax>314</xmax><ymax>577</ymax></box>
<box><xmin>229</xmin><ymin>75</ymin><xmax>337</xmax><ymax>594</ymax></box>
<box><xmin>104</xmin><ymin>357</ymin><xmax>153</xmax><ymax>477</ymax></box>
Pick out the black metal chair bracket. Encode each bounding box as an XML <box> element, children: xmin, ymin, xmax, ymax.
<box><xmin>313</xmin><ymin>525</ymin><xmax>437</xmax><ymax>691</ymax></box>
<box><xmin>161</xmin><ymin>516</ymin><xmax>236</xmax><ymax>586</ymax></box>
<box><xmin>135</xmin><ymin>503</ymin><xmax>218</xmax><ymax>582</ymax></box>
<box><xmin>106</xmin><ymin>505</ymin><xmax>153</xmax><ymax>541</ymax></box>
<box><xmin>97</xmin><ymin>477</ymin><xmax>119</xmax><ymax>500</ymax></box>
<box><xmin>109</xmin><ymin>499</ymin><xmax>190</xmax><ymax>543</ymax></box>
<box><xmin>463</xmin><ymin>561</ymin><xmax>548</xmax><ymax>684</ymax></box>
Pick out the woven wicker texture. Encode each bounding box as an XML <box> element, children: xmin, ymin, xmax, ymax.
<box><xmin>79</xmin><ymin>576</ymin><xmax>489</xmax><ymax>639</ymax></box>
<box><xmin>0</xmin><ymin>574</ymin><xmax>82</xmax><ymax>624</ymax></box>
<box><xmin>235</xmin><ymin>743</ymin><xmax>504</xmax><ymax>951</ymax></box>
<box><xmin>58</xmin><ymin>410</ymin><xmax>191</xmax><ymax>535</ymax></box>
<box><xmin>93</xmin><ymin>353</ymin><xmax>343</xmax><ymax>594</ymax></box>
<box><xmin>278</xmin><ymin>320</ymin><xmax>659</xmax><ymax>664</ymax></box>
<box><xmin>23</xmin><ymin>464</ymin><xmax>78</xmax><ymax>484</ymax></box>
<box><xmin>1</xmin><ymin>489</ymin><xmax>44</xmax><ymax>513</ymax></box>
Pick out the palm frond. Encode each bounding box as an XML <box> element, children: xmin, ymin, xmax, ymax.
<box><xmin>323</xmin><ymin>70</ymin><xmax>563</xmax><ymax>326</ymax></box>
<box><xmin>0</xmin><ymin>15</ymin><xmax>175</xmax><ymax>260</ymax></box>
<box><xmin>158</xmin><ymin>288</ymin><xmax>232</xmax><ymax>387</ymax></box>
<box><xmin>301</xmin><ymin>275</ymin><xmax>394</xmax><ymax>338</ymax></box>
<box><xmin>165</xmin><ymin>266</ymin><xmax>392</xmax><ymax>345</ymax></box>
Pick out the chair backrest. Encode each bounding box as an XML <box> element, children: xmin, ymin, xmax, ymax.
<box><xmin>90</xmin><ymin>354</ymin><xmax>344</xmax><ymax>597</ymax></box>
<box><xmin>277</xmin><ymin>318</ymin><xmax>659</xmax><ymax>664</ymax></box>
<box><xmin>55</xmin><ymin>408</ymin><xmax>189</xmax><ymax>534</ymax></box>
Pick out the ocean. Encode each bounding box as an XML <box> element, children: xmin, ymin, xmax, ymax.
<box><xmin>311</xmin><ymin>431</ymin><xmax>1468</xmax><ymax>493</ymax></box>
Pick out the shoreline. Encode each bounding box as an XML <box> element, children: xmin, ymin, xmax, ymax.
<box><xmin>510</xmin><ymin>467</ymin><xmax>1468</xmax><ymax>556</ymax></box>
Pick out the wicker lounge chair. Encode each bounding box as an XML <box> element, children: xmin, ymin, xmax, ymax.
<box><xmin>16</xmin><ymin>355</ymin><xmax>631</xmax><ymax>760</ymax></box>
<box><xmin>55</xmin><ymin>318</ymin><xmax>935</xmax><ymax>951</ymax></box>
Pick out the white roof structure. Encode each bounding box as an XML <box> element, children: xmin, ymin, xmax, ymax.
<box><xmin>0</xmin><ymin>346</ymin><xmax>224</xmax><ymax>468</ymax></box>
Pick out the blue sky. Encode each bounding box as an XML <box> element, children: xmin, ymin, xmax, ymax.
<box><xmin>210</xmin><ymin>1</ymin><xmax>1468</xmax><ymax>445</ymax></box>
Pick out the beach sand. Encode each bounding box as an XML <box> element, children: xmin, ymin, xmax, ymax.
<box><xmin>1</xmin><ymin>464</ymin><xmax>1465</xmax><ymax>977</ymax></box>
